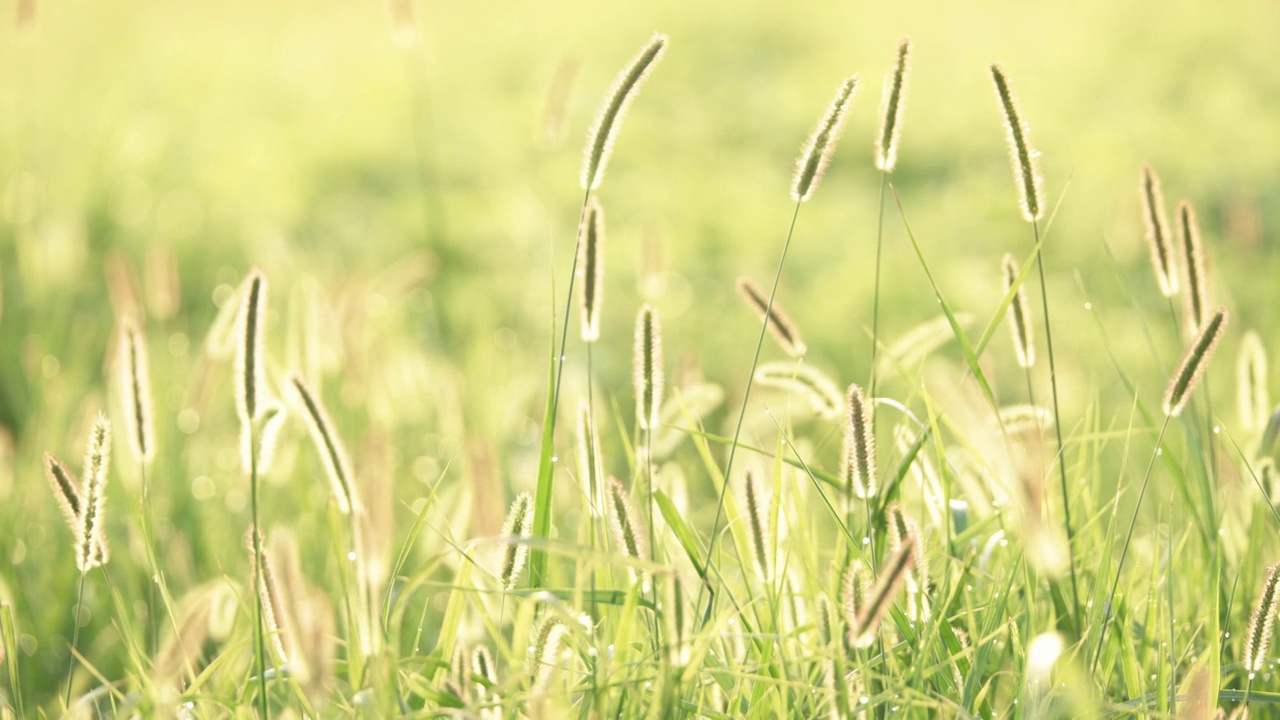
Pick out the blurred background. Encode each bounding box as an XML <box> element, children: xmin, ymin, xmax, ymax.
<box><xmin>1</xmin><ymin>0</ymin><xmax>1278</xmax><ymax>702</ymax></box>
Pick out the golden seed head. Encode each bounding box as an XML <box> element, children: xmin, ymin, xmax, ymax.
<box><xmin>581</xmin><ymin>34</ymin><xmax>668</xmax><ymax>191</ymax></box>
<box><xmin>633</xmin><ymin>305</ymin><xmax>664</xmax><ymax>431</ymax></box>
<box><xmin>990</xmin><ymin>64</ymin><xmax>1044</xmax><ymax>222</ymax></box>
<box><xmin>875</xmin><ymin>36</ymin><xmax>912</xmax><ymax>172</ymax></box>
<box><xmin>792</xmin><ymin>75</ymin><xmax>859</xmax><ymax>201</ymax></box>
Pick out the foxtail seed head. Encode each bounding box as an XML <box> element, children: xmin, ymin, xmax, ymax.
<box><xmin>1002</xmin><ymin>254</ymin><xmax>1035</xmax><ymax>368</ymax></box>
<box><xmin>605</xmin><ymin>476</ymin><xmax>648</xmax><ymax>589</ymax></box>
<box><xmin>633</xmin><ymin>305</ymin><xmax>664</xmax><ymax>432</ymax></box>
<box><xmin>235</xmin><ymin>269</ymin><xmax>269</xmax><ymax>426</ymax></box>
<box><xmin>577</xmin><ymin>402</ymin><xmax>604</xmax><ymax>516</ymax></box>
<box><xmin>44</xmin><ymin>452</ymin><xmax>82</xmax><ymax>535</ymax></box>
<box><xmin>77</xmin><ymin>414</ymin><xmax>112</xmax><ymax>573</ymax></box>
<box><xmin>816</xmin><ymin>595</ymin><xmax>836</xmax><ymax>647</ymax></box>
<box><xmin>736</xmin><ymin>277</ymin><xmax>807</xmax><ymax>357</ymax></box>
<box><xmin>1245</xmin><ymin>561</ymin><xmax>1280</xmax><ymax>673</ymax></box>
<box><xmin>499</xmin><ymin>492</ymin><xmax>534</xmax><ymax>590</ymax></box>
<box><xmin>1163</xmin><ymin>308</ymin><xmax>1227</xmax><ymax>417</ymax></box>
<box><xmin>246</xmin><ymin>526</ymin><xmax>292</xmax><ymax>662</ymax></box>
<box><xmin>118</xmin><ymin>317</ymin><xmax>155</xmax><ymax>464</ymax></box>
<box><xmin>578</xmin><ymin>198</ymin><xmax>605</xmax><ymax>343</ymax></box>
<box><xmin>581</xmin><ymin>34</ymin><xmax>668</xmax><ymax>191</ymax></box>
<box><xmin>289</xmin><ymin>374</ymin><xmax>357</xmax><ymax>514</ymax></box>
<box><xmin>1140</xmin><ymin>163</ymin><xmax>1177</xmax><ymax>297</ymax></box>
<box><xmin>449</xmin><ymin>644</ymin><xmax>472</xmax><ymax>702</ymax></box>
<box><xmin>742</xmin><ymin>467</ymin><xmax>771</xmax><ymax>581</ymax></box>
<box><xmin>842</xmin><ymin>384</ymin><xmax>877</xmax><ymax>500</ymax></box>
<box><xmin>471</xmin><ymin>643</ymin><xmax>498</xmax><ymax>690</ymax></box>
<box><xmin>1177</xmin><ymin>199</ymin><xmax>1210</xmax><ymax>335</ymax></box>
<box><xmin>887</xmin><ymin>503</ymin><xmax>930</xmax><ymax>621</ymax></box>
<box><xmin>840</xmin><ymin>560</ymin><xmax>869</xmax><ymax>641</ymax></box>
<box><xmin>990</xmin><ymin>64</ymin><xmax>1044</xmax><ymax>222</ymax></box>
<box><xmin>792</xmin><ymin>76</ymin><xmax>859</xmax><ymax>202</ymax></box>
<box><xmin>530</xmin><ymin>615</ymin><xmax>570</xmax><ymax>693</ymax></box>
<box><xmin>849</xmin><ymin>534</ymin><xmax>916</xmax><ymax>649</ymax></box>
<box><xmin>875</xmin><ymin>37</ymin><xmax>912</xmax><ymax>172</ymax></box>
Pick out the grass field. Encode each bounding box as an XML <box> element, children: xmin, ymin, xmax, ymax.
<box><xmin>3</xmin><ymin>0</ymin><xmax>1280</xmax><ymax>717</ymax></box>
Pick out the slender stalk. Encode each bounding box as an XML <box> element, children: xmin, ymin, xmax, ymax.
<box><xmin>1165</xmin><ymin>520</ymin><xmax>1176</xmax><ymax>717</ymax></box>
<box><xmin>585</xmin><ymin>343</ymin><xmax>603</xmax><ymax>717</ymax></box>
<box><xmin>63</xmin><ymin>571</ymin><xmax>87</xmax><ymax>710</ymax></box>
<box><xmin>867</xmin><ymin>171</ymin><xmax>888</xmax><ymax>577</ymax></box>
<box><xmin>870</xmin><ymin>171</ymin><xmax>887</xmax><ymax>417</ymax></box>
<box><xmin>1244</xmin><ymin>669</ymin><xmax>1256</xmax><ymax>718</ymax></box>
<box><xmin>142</xmin><ymin>466</ymin><xmax>154</xmax><ymax>653</ymax></box>
<box><xmin>696</xmin><ymin>199</ymin><xmax>803</xmax><ymax>629</ymax></box>
<box><xmin>550</xmin><ymin>190</ymin><xmax>594</xmax><ymax>433</ymax></box>
<box><xmin>1091</xmin><ymin>415</ymin><xmax>1172</xmax><ymax>674</ymax></box>
<box><xmin>645</xmin><ymin>427</ymin><xmax>661</xmax><ymax>656</ymax></box>
<box><xmin>250</xmin><ymin>427</ymin><xmax>270</xmax><ymax>719</ymax></box>
<box><xmin>1030</xmin><ymin>219</ymin><xmax>1081</xmax><ymax>627</ymax></box>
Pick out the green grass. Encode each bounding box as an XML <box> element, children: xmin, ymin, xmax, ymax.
<box><xmin>3</xmin><ymin>0</ymin><xmax>1280</xmax><ymax>717</ymax></box>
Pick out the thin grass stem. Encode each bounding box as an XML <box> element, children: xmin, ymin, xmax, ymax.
<box><xmin>63</xmin><ymin>571</ymin><xmax>87</xmax><ymax>711</ymax></box>
<box><xmin>1030</xmin><ymin>219</ymin><xmax>1081</xmax><ymax>629</ymax></box>
<box><xmin>1091</xmin><ymin>414</ymin><xmax>1172</xmax><ymax>674</ymax></box>
<box><xmin>696</xmin><ymin>199</ymin><xmax>803</xmax><ymax>629</ymax></box>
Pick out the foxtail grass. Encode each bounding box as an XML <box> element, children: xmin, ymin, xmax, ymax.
<box><xmin>792</xmin><ymin>76</ymin><xmax>859</xmax><ymax>202</ymax></box>
<box><xmin>43</xmin><ymin>452</ymin><xmax>81</xmax><ymax>534</ymax></box>
<box><xmin>874</xmin><ymin>37</ymin><xmax>911</xmax><ymax>174</ymax></box>
<box><xmin>990</xmin><ymin>61</ymin><xmax>1079</xmax><ymax>628</ymax></box>
<box><xmin>633</xmin><ymin>304</ymin><xmax>663</xmax><ymax>596</ymax></box>
<box><xmin>471</xmin><ymin>645</ymin><xmax>500</xmax><ymax>718</ymax></box>
<box><xmin>246</xmin><ymin>527</ymin><xmax>292</xmax><ymax>664</ymax></box>
<box><xmin>1177</xmin><ymin>200</ymin><xmax>1209</xmax><ymax>336</ymax></box>
<box><xmin>633</xmin><ymin>305</ymin><xmax>664</xmax><ymax>432</ymax></box>
<box><xmin>1093</xmin><ymin>307</ymin><xmax>1227</xmax><ymax>673</ymax></box>
<box><xmin>842</xmin><ymin>383</ymin><xmax>877</xmax><ymax>500</ymax></box>
<box><xmin>849</xmin><ymin>534</ymin><xmax>915</xmax><ymax>648</ymax></box>
<box><xmin>290</xmin><ymin>374</ymin><xmax>357</xmax><ymax>515</ymax></box>
<box><xmin>61</xmin><ymin>414</ymin><xmax>111</xmax><ymax>709</ymax></box>
<box><xmin>886</xmin><ymin>503</ymin><xmax>929</xmax><ymax>621</ymax></box>
<box><xmin>118</xmin><ymin>318</ymin><xmax>154</xmax><ymax>465</ymax></box>
<box><xmin>77</xmin><ymin>415</ymin><xmax>111</xmax><ymax>574</ymax></box>
<box><xmin>499</xmin><ymin>493</ymin><xmax>534</xmax><ymax>591</ymax></box>
<box><xmin>529</xmin><ymin>615</ymin><xmax>570</xmax><ymax>694</ymax></box>
<box><xmin>736</xmin><ymin>277</ymin><xmax>807</xmax><ymax>357</ymax></box>
<box><xmin>1140</xmin><ymin>163</ymin><xmax>1177</xmax><ymax>297</ymax></box>
<box><xmin>119</xmin><ymin>316</ymin><xmax>172</xmax><ymax>658</ymax></box>
<box><xmin>742</xmin><ymin>467</ymin><xmax>771</xmax><ymax>581</ymax></box>
<box><xmin>581</xmin><ymin>34</ymin><xmax>667</xmax><ymax>192</ymax></box>
<box><xmin>990</xmin><ymin>64</ymin><xmax>1043</xmax><ymax>223</ymax></box>
<box><xmin>605</xmin><ymin>475</ymin><xmax>649</xmax><ymax>591</ymax></box>
<box><xmin>237</xmin><ymin>269</ymin><xmax>272</xmax><ymax>720</ymax></box>
<box><xmin>235</xmin><ymin>269</ymin><xmax>269</xmax><ymax>427</ymax></box>
<box><xmin>535</xmin><ymin>33</ymin><xmax>667</xmax><ymax>588</ymax></box>
<box><xmin>840</xmin><ymin>561</ymin><xmax>869</xmax><ymax>638</ymax></box>
<box><xmin>699</xmin><ymin>74</ymin><xmax>858</xmax><ymax>628</ymax></box>
<box><xmin>578</xmin><ymin>198</ymin><xmax>605</xmax><ymax>343</ymax></box>
<box><xmin>1164</xmin><ymin>308</ymin><xmax>1228</xmax><ymax>417</ymax></box>
<box><xmin>870</xmin><ymin>38</ymin><xmax>911</xmax><ymax>422</ymax></box>
<box><xmin>1243</xmin><ymin>561</ymin><xmax>1280</xmax><ymax>715</ymax></box>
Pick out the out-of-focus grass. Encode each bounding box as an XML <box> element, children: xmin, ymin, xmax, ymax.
<box><xmin>1</xmin><ymin>0</ymin><xmax>1279</xmax><ymax>714</ymax></box>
